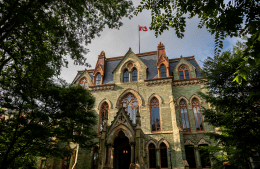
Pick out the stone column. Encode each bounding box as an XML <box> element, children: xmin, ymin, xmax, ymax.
<box><xmin>194</xmin><ymin>146</ymin><xmax>202</xmax><ymax>169</ymax></box>
<box><xmin>130</xmin><ymin>142</ymin><xmax>135</xmax><ymax>164</ymax></box>
<box><xmin>156</xmin><ymin>148</ymin><xmax>160</xmax><ymax>169</ymax></box>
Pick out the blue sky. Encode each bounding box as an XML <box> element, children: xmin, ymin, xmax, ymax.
<box><xmin>60</xmin><ymin>2</ymin><xmax>241</xmax><ymax>83</ymax></box>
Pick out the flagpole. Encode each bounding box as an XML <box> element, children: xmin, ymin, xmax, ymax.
<box><xmin>138</xmin><ymin>25</ymin><xmax>140</xmax><ymax>54</ymax></box>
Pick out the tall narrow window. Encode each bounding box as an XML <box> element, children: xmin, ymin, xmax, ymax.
<box><xmin>149</xmin><ymin>143</ymin><xmax>156</xmax><ymax>169</ymax></box>
<box><xmin>120</xmin><ymin>93</ymin><xmax>138</xmax><ymax>124</ymax></box>
<box><xmin>132</xmin><ymin>69</ymin><xmax>138</xmax><ymax>81</ymax></box>
<box><xmin>95</xmin><ymin>73</ymin><xmax>101</xmax><ymax>85</ymax></box>
<box><xmin>179</xmin><ymin>65</ymin><xmax>190</xmax><ymax>79</ymax></box>
<box><xmin>150</xmin><ymin>97</ymin><xmax>161</xmax><ymax>132</ymax></box>
<box><xmin>199</xmin><ymin>144</ymin><xmax>211</xmax><ymax>168</ymax></box>
<box><xmin>179</xmin><ymin>99</ymin><xmax>190</xmax><ymax>132</ymax></box>
<box><xmin>160</xmin><ymin>143</ymin><xmax>168</xmax><ymax>168</ymax></box>
<box><xmin>160</xmin><ymin>65</ymin><xmax>167</xmax><ymax>77</ymax></box>
<box><xmin>91</xmin><ymin>147</ymin><xmax>99</xmax><ymax>169</ymax></box>
<box><xmin>79</xmin><ymin>77</ymin><xmax>87</xmax><ymax>89</ymax></box>
<box><xmin>185</xmin><ymin>145</ymin><xmax>197</xmax><ymax>169</ymax></box>
<box><xmin>123</xmin><ymin>70</ymin><xmax>129</xmax><ymax>82</ymax></box>
<box><xmin>99</xmin><ymin>102</ymin><xmax>109</xmax><ymax>135</ymax></box>
<box><xmin>192</xmin><ymin>98</ymin><xmax>204</xmax><ymax>131</ymax></box>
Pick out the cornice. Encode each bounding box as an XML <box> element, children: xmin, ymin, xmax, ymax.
<box><xmin>89</xmin><ymin>83</ymin><xmax>115</xmax><ymax>92</ymax></box>
<box><xmin>172</xmin><ymin>77</ymin><xmax>205</xmax><ymax>87</ymax></box>
<box><xmin>144</xmin><ymin>77</ymin><xmax>173</xmax><ymax>86</ymax></box>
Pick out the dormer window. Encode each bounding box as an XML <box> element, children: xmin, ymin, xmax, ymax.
<box><xmin>123</xmin><ymin>70</ymin><xmax>129</xmax><ymax>82</ymax></box>
<box><xmin>79</xmin><ymin>77</ymin><xmax>87</xmax><ymax>89</ymax></box>
<box><xmin>160</xmin><ymin>65</ymin><xmax>167</xmax><ymax>78</ymax></box>
<box><xmin>95</xmin><ymin>73</ymin><xmax>101</xmax><ymax>85</ymax></box>
<box><xmin>132</xmin><ymin>68</ymin><xmax>138</xmax><ymax>81</ymax></box>
<box><xmin>179</xmin><ymin>65</ymin><xmax>190</xmax><ymax>80</ymax></box>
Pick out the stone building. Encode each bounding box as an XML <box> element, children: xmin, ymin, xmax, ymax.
<box><xmin>47</xmin><ymin>42</ymin><xmax>215</xmax><ymax>169</ymax></box>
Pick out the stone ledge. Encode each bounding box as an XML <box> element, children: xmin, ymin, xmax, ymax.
<box><xmin>89</xmin><ymin>83</ymin><xmax>115</xmax><ymax>92</ymax></box>
<box><xmin>144</xmin><ymin>77</ymin><xmax>173</xmax><ymax>86</ymax></box>
<box><xmin>172</xmin><ymin>78</ymin><xmax>205</xmax><ymax>87</ymax></box>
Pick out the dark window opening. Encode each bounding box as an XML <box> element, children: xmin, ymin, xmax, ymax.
<box><xmin>160</xmin><ymin>143</ymin><xmax>168</xmax><ymax>168</ymax></box>
<box><xmin>124</xmin><ymin>70</ymin><xmax>129</xmax><ymax>82</ymax></box>
<box><xmin>185</xmin><ymin>145</ymin><xmax>197</xmax><ymax>168</ymax></box>
<box><xmin>149</xmin><ymin>144</ymin><xmax>156</xmax><ymax>168</ymax></box>
<box><xmin>160</xmin><ymin>65</ymin><xmax>167</xmax><ymax>77</ymax></box>
<box><xmin>132</xmin><ymin>69</ymin><xmax>138</xmax><ymax>81</ymax></box>
<box><xmin>96</xmin><ymin>74</ymin><xmax>101</xmax><ymax>85</ymax></box>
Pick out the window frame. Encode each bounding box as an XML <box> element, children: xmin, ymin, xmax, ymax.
<box><xmin>119</xmin><ymin>93</ymin><xmax>139</xmax><ymax>124</ymax></box>
<box><xmin>179</xmin><ymin>99</ymin><xmax>191</xmax><ymax>133</ymax></box>
<box><xmin>185</xmin><ymin>145</ymin><xmax>197</xmax><ymax>169</ymax></box>
<box><xmin>98</xmin><ymin>102</ymin><xmax>109</xmax><ymax>135</ymax></box>
<box><xmin>79</xmin><ymin>77</ymin><xmax>88</xmax><ymax>89</ymax></box>
<box><xmin>148</xmin><ymin>143</ymin><xmax>157</xmax><ymax>169</ymax></box>
<box><xmin>178</xmin><ymin>65</ymin><xmax>191</xmax><ymax>80</ymax></box>
<box><xmin>131</xmin><ymin>68</ymin><xmax>138</xmax><ymax>82</ymax></box>
<box><xmin>95</xmin><ymin>73</ymin><xmax>101</xmax><ymax>85</ymax></box>
<box><xmin>159</xmin><ymin>142</ymin><xmax>168</xmax><ymax>168</ymax></box>
<box><xmin>123</xmin><ymin>69</ymin><xmax>129</xmax><ymax>82</ymax></box>
<box><xmin>192</xmin><ymin>98</ymin><xmax>205</xmax><ymax>132</ymax></box>
<box><xmin>160</xmin><ymin>64</ymin><xmax>167</xmax><ymax>78</ymax></box>
<box><xmin>150</xmin><ymin>97</ymin><xmax>161</xmax><ymax>132</ymax></box>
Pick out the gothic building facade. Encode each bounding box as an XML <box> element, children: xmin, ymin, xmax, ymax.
<box><xmin>42</xmin><ymin>42</ymin><xmax>215</xmax><ymax>169</ymax></box>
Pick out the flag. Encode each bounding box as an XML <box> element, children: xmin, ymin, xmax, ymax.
<box><xmin>139</xmin><ymin>26</ymin><xmax>148</xmax><ymax>31</ymax></box>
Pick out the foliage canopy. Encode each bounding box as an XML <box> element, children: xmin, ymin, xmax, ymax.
<box><xmin>199</xmin><ymin>42</ymin><xmax>260</xmax><ymax>168</ymax></box>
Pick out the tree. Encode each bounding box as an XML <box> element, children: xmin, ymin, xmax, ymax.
<box><xmin>198</xmin><ymin>42</ymin><xmax>260</xmax><ymax>168</ymax></box>
<box><xmin>0</xmin><ymin>0</ymin><xmax>134</xmax><ymax>168</ymax></box>
<box><xmin>135</xmin><ymin>0</ymin><xmax>260</xmax><ymax>82</ymax></box>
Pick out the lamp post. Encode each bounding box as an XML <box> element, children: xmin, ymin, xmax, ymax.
<box><xmin>168</xmin><ymin>149</ymin><xmax>172</xmax><ymax>169</ymax></box>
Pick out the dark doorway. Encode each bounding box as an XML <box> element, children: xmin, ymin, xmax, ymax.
<box><xmin>114</xmin><ymin>131</ymin><xmax>131</xmax><ymax>169</ymax></box>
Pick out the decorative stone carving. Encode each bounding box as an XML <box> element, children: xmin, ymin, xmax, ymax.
<box><xmin>144</xmin><ymin>77</ymin><xmax>172</xmax><ymax>86</ymax></box>
<box><xmin>172</xmin><ymin>78</ymin><xmax>205</xmax><ymax>87</ymax></box>
<box><xmin>184</xmin><ymin>139</ymin><xmax>195</xmax><ymax>145</ymax></box>
<box><xmin>89</xmin><ymin>84</ymin><xmax>115</xmax><ymax>92</ymax></box>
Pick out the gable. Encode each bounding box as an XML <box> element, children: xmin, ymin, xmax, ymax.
<box><xmin>74</xmin><ymin>70</ymin><xmax>93</xmax><ymax>87</ymax></box>
<box><xmin>172</xmin><ymin>57</ymin><xmax>197</xmax><ymax>80</ymax></box>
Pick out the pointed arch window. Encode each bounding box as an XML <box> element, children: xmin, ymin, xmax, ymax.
<box><xmin>199</xmin><ymin>144</ymin><xmax>211</xmax><ymax>168</ymax></box>
<box><xmin>160</xmin><ymin>143</ymin><xmax>168</xmax><ymax>168</ymax></box>
<box><xmin>160</xmin><ymin>65</ymin><xmax>167</xmax><ymax>78</ymax></box>
<box><xmin>192</xmin><ymin>98</ymin><xmax>204</xmax><ymax>131</ymax></box>
<box><xmin>179</xmin><ymin>65</ymin><xmax>190</xmax><ymax>79</ymax></box>
<box><xmin>79</xmin><ymin>77</ymin><xmax>88</xmax><ymax>89</ymax></box>
<box><xmin>185</xmin><ymin>145</ymin><xmax>197</xmax><ymax>168</ymax></box>
<box><xmin>150</xmin><ymin>97</ymin><xmax>161</xmax><ymax>132</ymax></box>
<box><xmin>180</xmin><ymin>99</ymin><xmax>191</xmax><ymax>132</ymax></box>
<box><xmin>149</xmin><ymin>143</ymin><xmax>156</xmax><ymax>169</ymax></box>
<box><xmin>120</xmin><ymin>93</ymin><xmax>138</xmax><ymax>124</ymax></box>
<box><xmin>95</xmin><ymin>73</ymin><xmax>101</xmax><ymax>85</ymax></box>
<box><xmin>99</xmin><ymin>102</ymin><xmax>109</xmax><ymax>135</ymax></box>
<box><xmin>123</xmin><ymin>70</ymin><xmax>129</xmax><ymax>82</ymax></box>
<box><xmin>132</xmin><ymin>68</ymin><xmax>138</xmax><ymax>81</ymax></box>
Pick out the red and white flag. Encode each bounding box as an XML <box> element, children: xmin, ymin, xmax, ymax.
<box><xmin>139</xmin><ymin>26</ymin><xmax>148</xmax><ymax>31</ymax></box>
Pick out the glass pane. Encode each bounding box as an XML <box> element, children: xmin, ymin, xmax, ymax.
<box><xmin>197</xmin><ymin>109</ymin><xmax>204</xmax><ymax>130</ymax></box>
<box><xmin>151</xmin><ymin>107</ymin><xmax>156</xmax><ymax>131</ymax></box>
<box><xmin>128</xmin><ymin>105</ymin><xmax>131</xmax><ymax>117</ymax></box>
<box><xmin>184</xmin><ymin>108</ymin><xmax>190</xmax><ymax>131</ymax></box>
<box><xmin>194</xmin><ymin>107</ymin><xmax>200</xmax><ymax>130</ymax></box>
<box><xmin>84</xmin><ymin>83</ymin><xmax>87</xmax><ymax>88</ymax></box>
<box><xmin>161</xmin><ymin>65</ymin><xmax>166</xmax><ymax>77</ymax></box>
<box><xmin>132</xmin><ymin>108</ymin><xmax>135</xmax><ymax>124</ymax></box>
<box><xmin>80</xmin><ymin>83</ymin><xmax>83</xmax><ymax>86</ymax></box>
<box><xmin>132</xmin><ymin>70</ymin><xmax>137</xmax><ymax>81</ymax></box>
<box><xmin>181</xmin><ymin>66</ymin><xmax>185</xmax><ymax>70</ymax></box>
<box><xmin>160</xmin><ymin>148</ymin><xmax>168</xmax><ymax>168</ymax></box>
<box><xmin>156</xmin><ymin>106</ymin><xmax>160</xmax><ymax>131</ymax></box>
<box><xmin>181</xmin><ymin>108</ymin><xmax>187</xmax><ymax>131</ymax></box>
<box><xmin>149</xmin><ymin>148</ymin><xmax>156</xmax><ymax>168</ymax></box>
<box><xmin>185</xmin><ymin>70</ymin><xmax>190</xmax><ymax>79</ymax></box>
<box><xmin>124</xmin><ymin>71</ymin><xmax>129</xmax><ymax>82</ymax></box>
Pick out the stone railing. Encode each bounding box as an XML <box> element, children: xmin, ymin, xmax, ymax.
<box><xmin>89</xmin><ymin>83</ymin><xmax>115</xmax><ymax>92</ymax></box>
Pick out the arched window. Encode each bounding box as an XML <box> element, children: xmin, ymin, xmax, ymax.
<box><xmin>150</xmin><ymin>97</ymin><xmax>161</xmax><ymax>132</ymax></box>
<box><xmin>79</xmin><ymin>77</ymin><xmax>87</xmax><ymax>89</ymax></box>
<box><xmin>99</xmin><ymin>102</ymin><xmax>109</xmax><ymax>135</ymax></box>
<box><xmin>179</xmin><ymin>65</ymin><xmax>190</xmax><ymax>79</ymax></box>
<box><xmin>199</xmin><ymin>144</ymin><xmax>211</xmax><ymax>168</ymax></box>
<box><xmin>160</xmin><ymin>143</ymin><xmax>168</xmax><ymax>168</ymax></box>
<box><xmin>160</xmin><ymin>65</ymin><xmax>167</xmax><ymax>78</ymax></box>
<box><xmin>132</xmin><ymin>68</ymin><xmax>138</xmax><ymax>81</ymax></box>
<box><xmin>120</xmin><ymin>93</ymin><xmax>138</xmax><ymax>124</ymax></box>
<box><xmin>192</xmin><ymin>98</ymin><xmax>204</xmax><ymax>131</ymax></box>
<box><xmin>185</xmin><ymin>145</ymin><xmax>197</xmax><ymax>169</ymax></box>
<box><xmin>149</xmin><ymin>143</ymin><xmax>156</xmax><ymax>169</ymax></box>
<box><xmin>95</xmin><ymin>73</ymin><xmax>101</xmax><ymax>85</ymax></box>
<box><xmin>123</xmin><ymin>70</ymin><xmax>129</xmax><ymax>82</ymax></box>
<box><xmin>179</xmin><ymin>99</ymin><xmax>190</xmax><ymax>132</ymax></box>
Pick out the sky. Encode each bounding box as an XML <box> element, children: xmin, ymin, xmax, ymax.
<box><xmin>60</xmin><ymin>1</ymin><xmax>241</xmax><ymax>84</ymax></box>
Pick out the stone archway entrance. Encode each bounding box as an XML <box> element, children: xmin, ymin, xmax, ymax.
<box><xmin>113</xmin><ymin>131</ymin><xmax>131</xmax><ymax>169</ymax></box>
